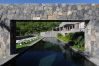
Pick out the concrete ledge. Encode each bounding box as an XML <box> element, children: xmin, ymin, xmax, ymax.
<box><xmin>57</xmin><ymin>38</ymin><xmax>99</xmax><ymax>66</ymax></box>
<box><xmin>71</xmin><ymin>47</ymin><xmax>99</xmax><ymax>66</ymax></box>
<box><xmin>0</xmin><ymin>54</ymin><xmax>17</xmax><ymax>66</ymax></box>
<box><xmin>86</xmin><ymin>57</ymin><xmax>99</xmax><ymax>66</ymax></box>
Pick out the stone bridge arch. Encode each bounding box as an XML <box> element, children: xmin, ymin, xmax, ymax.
<box><xmin>0</xmin><ymin>4</ymin><xmax>99</xmax><ymax>59</ymax></box>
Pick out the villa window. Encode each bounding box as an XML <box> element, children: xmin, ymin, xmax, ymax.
<box><xmin>73</xmin><ymin>25</ymin><xmax>74</xmax><ymax>28</ymax></box>
<box><xmin>70</xmin><ymin>25</ymin><xmax>72</xmax><ymax>29</ymax></box>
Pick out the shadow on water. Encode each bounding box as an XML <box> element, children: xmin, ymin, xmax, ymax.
<box><xmin>2</xmin><ymin>38</ymin><xmax>96</xmax><ymax>66</ymax></box>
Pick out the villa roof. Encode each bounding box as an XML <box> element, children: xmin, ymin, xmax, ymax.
<box><xmin>59</xmin><ymin>22</ymin><xmax>79</xmax><ymax>27</ymax></box>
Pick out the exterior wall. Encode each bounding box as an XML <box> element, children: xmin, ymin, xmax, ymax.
<box><xmin>91</xmin><ymin>21</ymin><xmax>97</xmax><ymax>57</ymax></box>
<box><xmin>74</xmin><ymin>23</ymin><xmax>79</xmax><ymax>30</ymax></box>
<box><xmin>0</xmin><ymin>4</ymin><xmax>99</xmax><ymax>59</ymax></box>
<box><xmin>40</xmin><ymin>31</ymin><xmax>59</xmax><ymax>37</ymax></box>
<box><xmin>79</xmin><ymin>22</ymin><xmax>85</xmax><ymax>29</ymax></box>
<box><xmin>85</xmin><ymin>21</ymin><xmax>92</xmax><ymax>55</ymax></box>
<box><xmin>0</xmin><ymin>21</ymin><xmax>10</xmax><ymax>58</ymax></box>
<box><xmin>85</xmin><ymin>20</ymin><xmax>99</xmax><ymax>58</ymax></box>
<box><xmin>40</xmin><ymin>32</ymin><xmax>46</xmax><ymax>37</ymax></box>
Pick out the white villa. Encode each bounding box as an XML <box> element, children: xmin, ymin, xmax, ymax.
<box><xmin>40</xmin><ymin>22</ymin><xmax>85</xmax><ymax>37</ymax></box>
<box><xmin>55</xmin><ymin>22</ymin><xmax>85</xmax><ymax>36</ymax></box>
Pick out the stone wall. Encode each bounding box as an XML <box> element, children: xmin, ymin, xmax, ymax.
<box><xmin>0</xmin><ymin>4</ymin><xmax>99</xmax><ymax>20</ymax></box>
<box><xmin>0</xmin><ymin>4</ymin><xmax>99</xmax><ymax>59</ymax></box>
<box><xmin>0</xmin><ymin>19</ymin><xmax>10</xmax><ymax>58</ymax></box>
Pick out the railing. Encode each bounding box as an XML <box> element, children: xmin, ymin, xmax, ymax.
<box><xmin>40</xmin><ymin>31</ymin><xmax>59</xmax><ymax>37</ymax></box>
<box><xmin>40</xmin><ymin>28</ymin><xmax>85</xmax><ymax>37</ymax></box>
<box><xmin>16</xmin><ymin>37</ymin><xmax>37</xmax><ymax>44</ymax></box>
<box><xmin>60</xmin><ymin>28</ymin><xmax>85</xmax><ymax>33</ymax></box>
<box><xmin>16</xmin><ymin>36</ymin><xmax>43</xmax><ymax>49</ymax></box>
<box><xmin>16</xmin><ymin>35</ymin><xmax>34</xmax><ymax>40</ymax></box>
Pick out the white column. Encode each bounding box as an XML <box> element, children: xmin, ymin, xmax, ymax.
<box><xmin>75</xmin><ymin>23</ymin><xmax>79</xmax><ymax>30</ymax></box>
<box><xmin>69</xmin><ymin>26</ymin><xmax>70</xmax><ymax>30</ymax></box>
<box><xmin>71</xmin><ymin>25</ymin><xmax>73</xmax><ymax>30</ymax></box>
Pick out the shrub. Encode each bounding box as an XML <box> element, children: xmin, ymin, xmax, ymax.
<box><xmin>57</xmin><ymin>33</ymin><xmax>63</xmax><ymax>38</ymax></box>
<box><xmin>72</xmin><ymin>32</ymin><xmax>84</xmax><ymax>51</ymax></box>
<box><xmin>57</xmin><ymin>32</ymin><xmax>85</xmax><ymax>51</ymax></box>
<box><xmin>57</xmin><ymin>33</ymin><xmax>73</xmax><ymax>43</ymax></box>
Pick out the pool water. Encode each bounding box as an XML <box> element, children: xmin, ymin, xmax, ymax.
<box><xmin>2</xmin><ymin>38</ymin><xmax>96</xmax><ymax>66</ymax></box>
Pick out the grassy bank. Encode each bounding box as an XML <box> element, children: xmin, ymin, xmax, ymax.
<box><xmin>57</xmin><ymin>32</ymin><xmax>84</xmax><ymax>52</ymax></box>
<box><xmin>16</xmin><ymin>37</ymin><xmax>41</xmax><ymax>49</ymax></box>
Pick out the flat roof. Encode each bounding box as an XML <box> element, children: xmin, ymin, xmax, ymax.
<box><xmin>59</xmin><ymin>22</ymin><xmax>79</xmax><ymax>27</ymax></box>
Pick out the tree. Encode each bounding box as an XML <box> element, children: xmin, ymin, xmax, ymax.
<box><xmin>16</xmin><ymin>21</ymin><xmax>61</xmax><ymax>36</ymax></box>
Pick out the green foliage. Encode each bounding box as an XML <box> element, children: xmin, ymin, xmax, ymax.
<box><xmin>57</xmin><ymin>33</ymin><xmax>73</xmax><ymax>43</ymax></box>
<box><xmin>72</xmin><ymin>32</ymin><xmax>84</xmax><ymax>51</ymax></box>
<box><xmin>16</xmin><ymin>21</ymin><xmax>60</xmax><ymax>36</ymax></box>
<box><xmin>57</xmin><ymin>33</ymin><xmax>63</xmax><ymax>38</ymax></box>
<box><xmin>57</xmin><ymin>32</ymin><xmax>85</xmax><ymax>52</ymax></box>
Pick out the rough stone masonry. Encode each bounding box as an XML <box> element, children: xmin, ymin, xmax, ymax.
<box><xmin>0</xmin><ymin>4</ymin><xmax>99</xmax><ymax>59</ymax></box>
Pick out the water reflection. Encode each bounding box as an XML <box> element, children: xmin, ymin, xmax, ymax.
<box><xmin>2</xmin><ymin>38</ymin><xmax>96</xmax><ymax>66</ymax></box>
<box><xmin>42</xmin><ymin>37</ymin><xmax>64</xmax><ymax>45</ymax></box>
<box><xmin>39</xmin><ymin>53</ymin><xmax>57</xmax><ymax>66</ymax></box>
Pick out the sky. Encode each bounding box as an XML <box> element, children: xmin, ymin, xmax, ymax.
<box><xmin>0</xmin><ymin>0</ymin><xmax>98</xmax><ymax>4</ymax></box>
